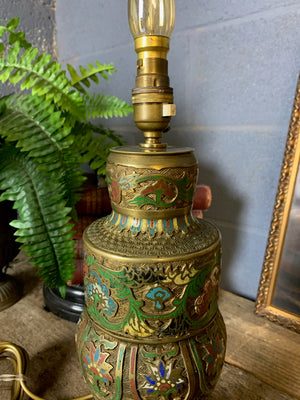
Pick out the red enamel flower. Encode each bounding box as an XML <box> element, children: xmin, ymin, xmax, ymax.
<box><xmin>83</xmin><ymin>343</ymin><xmax>113</xmax><ymax>385</ymax></box>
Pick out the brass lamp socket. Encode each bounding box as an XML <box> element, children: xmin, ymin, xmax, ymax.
<box><xmin>133</xmin><ymin>36</ymin><xmax>176</xmax><ymax>150</ymax></box>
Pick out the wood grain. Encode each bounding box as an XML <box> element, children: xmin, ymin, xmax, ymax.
<box><xmin>220</xmin><ymin>290</ymin><xmax>300</xmax><ymax>399</ymax></box>
<box><xmin>209</xmin><ymin>363</ymin><xmax>296</xmax><ymax>400</ymax></box>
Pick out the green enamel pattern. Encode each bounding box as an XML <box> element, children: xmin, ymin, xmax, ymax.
<box><xmin>84</xmin><ymin>249</ymin><xmax>221</xmax><ymax>339</ymax></box>
<box><xmin>76</xmin><ymin>311</ymin><xmax>226</xmax><ymax>400</ymax></box>
<box><xmin>79</xmin><ymin>156</ymin><xmax>226</xmax><ymax>399</ymax></box>
<box><xmin>114</xmin><ymin>344</ymin><xmax>126</xmax><ymax>400</ymax></box>
<box><xmin>190</xmin><ymin>312</ymin><xmax>226</xmax><ymax>394</ymax></box>
<box><xmin>77</xmin><ymin>315</ymin><xmax>119</xmax><ymax>399</ymax></box>
<box><xmin>105</xmin><ymin>162</ymin><xmax>198</xmax><ymax>212</ymax></box>
<box><xmin>129</xmin><ymin>174</ymin><xmax>194</xmax><ymax>208</ymax></box>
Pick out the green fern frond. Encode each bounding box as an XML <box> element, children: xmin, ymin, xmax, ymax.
<box><xmin>76</xmin><ymin>121</ymin><xmax>124</xmax><ymax>147</ymax></box>
<box><xmin>88</xmin><ymin>140</ymin><xmax>116</xmax><ymax>175</ymax></box>
<box><xmin>0</xmin><ymin>37</ymin><xmax>85</xmax><ymax>119</ymax></box>
<box><xmin>85</xmin><ymin>92</ymin><xmax>133</xmax><ymax>119</ymax></box>
<box><xmin>68</xmin><ymin>61</ymin><xmax>116</xmax><ymax>94</ymax></box>
<box><xmin>0</xmin><ymin>144</ymin><xmax>76</xmax><ymax>287</ymax></box>
<box><xmin>0</xmin><ymin>94</ymin><xmax>72</xmax><ymax>154</ymax></box>
<box><xmin>0</xmin><ymin>94</ymin><xmax>86</xmax><ymax>213</ymax></box>
<box><xmin>72</xmin><ymin>121</ymin><xmax>125</xmax><ymax>175</ymax></box>
<box><xmin>0</xmin><ymin>18</ymin><xmax>31</xmax><ymax>49</ymax></box>
<box><xmin>91</xmin><ymin>123</ymin><xmax>124</xmax><ymax>146</ymax></box>
<box><xmin>0</xmin><ymin>17</ymin><xmax>132</xmax><ymax>290</ymax></box>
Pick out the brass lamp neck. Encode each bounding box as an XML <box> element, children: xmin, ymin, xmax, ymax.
<box><xmin>132</xmin><ymin>35</ymin><xmax>176</xmax><ymax>151</ymax></box>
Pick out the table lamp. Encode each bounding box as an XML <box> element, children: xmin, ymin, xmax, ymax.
<box><xmin>76</xmin><ymin>1</ymin><xmax>226</xmax><ymax>398</ymax></box>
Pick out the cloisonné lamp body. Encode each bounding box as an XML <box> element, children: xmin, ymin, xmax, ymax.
<box><xmin>76</xmin><ymin>1</ymin><xmax>226</xmax><ymax>398</ymax></box>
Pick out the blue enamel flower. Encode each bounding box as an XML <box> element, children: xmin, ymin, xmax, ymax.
<box><xmin>87</xmin><ymin>271</ymin><xmax>117</xmax><ymax>317</ymax></box>
<box><xmin>142</xmin><ymin>360</ymin><xmax>185</xmax><ymax>397</ymax></box>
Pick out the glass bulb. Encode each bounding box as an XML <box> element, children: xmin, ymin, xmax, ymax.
<box><xmin>128</xmin><ymin>0</ymin><xmax>175</xmax><ymax>39</ymax></box>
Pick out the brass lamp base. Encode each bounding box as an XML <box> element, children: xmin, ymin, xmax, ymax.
<box><xmin>76</xmin><ymin>146</ymin><xmax>226</xmax><ymax>399</ymax></box>
<box><xmin>0</xmin><ymin>273</ymin><xmax>22</xmax><ymax>311</ymax></box>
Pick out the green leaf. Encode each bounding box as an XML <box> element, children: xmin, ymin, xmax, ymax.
<box><xmin>6</xmin><ymin>18</ymin><xmax>19</xmax><ymax>31</ymax></box>
<box><xmin>0</xmin><ymin>39</ymin><xmax>85</xmax><ymax>119</ymax></box>
<box><xmin>71</xmin><ymin>120</ymin><xmax>125</xmax><ymax>175</ymax></box>
<box><xmin>0</xmin><ymin>94</ymin><xmax>84</xmax><ymax>215</ymax></box>
<box><xmin>59</xmin><ymin>286</ymin><xmax>67</xmax><ymax>299</ymax></box>
<box><xmin>68</xmin><ymin>61</ymin><xmax>116</xmax><ymax>93</ymax></box>
<box><xmin>0</xmin><ymin>144</ymin><xmax>76</xmax><ymax>288</ymax></box>
<box><xmin>0</xmin><ymin>27</ymin><xmax>6</xmax><ymax>38</ymax></box>
<box><xmin>85</xmin><ymin>93</ymin><xmax>133</xmax><ymax>119</ymax></box>
<box><xmin>0</xmin><ymin>18</ymin><xmax>31</xmax><ymax>49</ymax></box>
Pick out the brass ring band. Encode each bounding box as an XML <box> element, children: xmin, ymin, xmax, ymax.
<box><xmin>135</xmin><ymin>35</ymin><xmax>170</xmax><ymax>52</ymax></box>
<box><xmin>84</xmin><ymin>309</ymin><xmax>220</xmax><ymax>345</ymax></box>
<box><xmin>108</xmin><ymin>148</ymin><xmax>197</xmax><ymax>168</ymax></box>
<box><xmin>132</xmin><ymin>93</ymin><xmax>174</xmax><ymax>104</ymax></box>
<box><xmin>111</xmin><ymin>204</ymin><xmax>192</xmax><ymax>219</ymax></box>
<box><xmin>135</xmin><ymin>36</ymin><xmax>170</xmax><ymax>60</ymax></box>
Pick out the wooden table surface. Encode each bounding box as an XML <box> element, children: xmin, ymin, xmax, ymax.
<box><xmin>0</xmin><ymin>253</ymin><xmax>299</xmax><ymax>400</ymax></box>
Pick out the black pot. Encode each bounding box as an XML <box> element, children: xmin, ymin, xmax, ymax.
<box><xmin>43</xmin><ymin>284</ymin><xmax>84</xmax><ymax>323</ymax></box>
<box><xmin>0</xmin><ymin>199</ymin><xmax>21</xmax><ymax>311</ymax></box>
<box><xmin>0</xmin><ymin>200</ymin><xmax>19</xmax><ymax>269</ymax></box>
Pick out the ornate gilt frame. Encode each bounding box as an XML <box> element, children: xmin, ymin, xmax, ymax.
<box><xmin>255</xmin><ymin>75</ymin><xmax>300</xmax><ymax>333</ymax></box>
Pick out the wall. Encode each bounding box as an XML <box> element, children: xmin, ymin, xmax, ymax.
<box><xmin>56</xmin><ymin>0</ymin><xmax>300</xmax><ymax>300</ymax></box>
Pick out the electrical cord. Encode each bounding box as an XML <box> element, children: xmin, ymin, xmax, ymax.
<box><xmin>0</xmin><ymin>342</ymin><xmax>93</xmax><ymax>400</ymax></box>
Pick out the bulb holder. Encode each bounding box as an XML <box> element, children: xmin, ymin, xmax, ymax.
<box><xmin>132</xmin><ymin>35</ymin><xmax>176</xmax><ymax>150</ymax></box>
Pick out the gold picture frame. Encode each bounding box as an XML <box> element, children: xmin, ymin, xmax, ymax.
<box><xmin>255</xmin><ymin>75</ymin><xmax>300</xmax><ymax>333</ymax></box>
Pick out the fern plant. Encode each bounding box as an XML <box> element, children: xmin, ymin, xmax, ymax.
<box><xmin>0</xmin><ymin>18</ymin><xmax>132</xmax><ymax>294</ymax></box>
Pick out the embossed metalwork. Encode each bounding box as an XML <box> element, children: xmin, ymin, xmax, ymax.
<box><xmin>85</xmin><ymin>213</ymin><xmax>220</xmax><ymax>258</ymax></box>
<box><xmin>255</xmin><ymin>74</ymin><xmax>300</xmax><ymax>333</ymax></box>
<box><xmin>77</xmin><ymin>148</ymin><xmax>226</xmax><ymax>399</ymax></box>
<box><xmin>106</xmin><ymin>152</ymin><xmax>198</xmax><ymax>217</ymax></box>
<box><xmin>82</xmin><ymin>248</ymin><xmax>221</xmax><ymax>340</ymax></box>
<box><xmin>77</xmin><ymin>311</ymin><xmax>226</xmax><ymax>400</ymax></box>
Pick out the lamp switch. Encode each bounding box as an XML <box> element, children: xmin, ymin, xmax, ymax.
<box><xmin>162</xmin><ymin>103</ymin><xmax>176</xmax><ymax>117</ymax></box>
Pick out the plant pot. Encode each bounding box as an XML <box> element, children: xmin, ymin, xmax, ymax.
<box><xmin>43</xmin><ymin>284</ymin><xmax>84</xmax><ymax>323</ymax></box>
<box><xmin>0</xmin><ymin>199</ymin><xmax>21</xmax><ymax>311</ymax></box>
<box><xmin>43</xmin><ymin>175</ymin><xmax>111</xmax><ymax>321</ymax></box>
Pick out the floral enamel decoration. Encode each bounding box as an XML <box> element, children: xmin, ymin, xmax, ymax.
<box><xmin>86</xmin><ymin>271</ymin><xmax>118</xmax><ymax>317</ymax></box>
<box><xmin>203</xmin><ymin>336</ymin><xmax>225</xmax><ymax>376</ymax></box>
<box><xmin>143</xmin><ymin>360</ymin><xmax>185</xmax><ymax>397</ymax></box>
<box><xmin>82</xmin><ymin>343</ymin><xmax>113</xmax><ymax>391</ymax></box>
<box><xmin>146</xmin><ymin>286</ymin><xmax>171</xmax><ymax>310</ymax></box>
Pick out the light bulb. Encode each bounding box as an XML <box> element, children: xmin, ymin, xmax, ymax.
<box><xmin>128</xmin><ymin>0</ymin><xmax>175</xmax><ymax>39</ymax></box>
